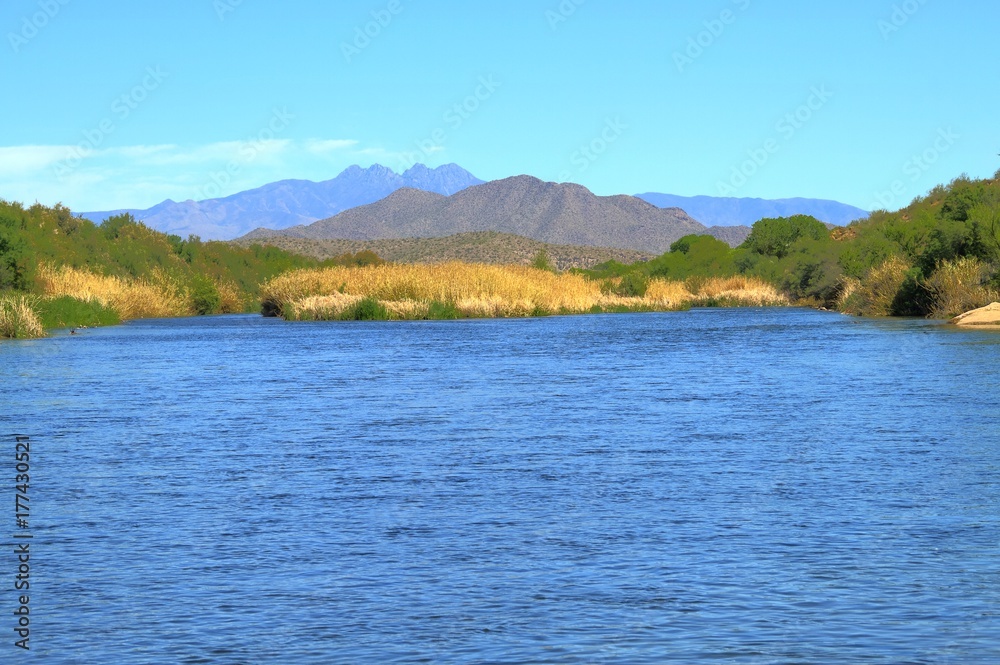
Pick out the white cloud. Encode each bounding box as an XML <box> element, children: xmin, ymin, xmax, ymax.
<box><xmin>0</xmin><ymin>138</ymin><xmax>365</xmax><ymax>211</ymax></box>
<box><xmin>0</xmin><ymin>145</ymin><xmax>73</xmax><ymax>176</ymax></box>
<box><xmin>305</xmin><ymin>139</ymin><xmax>360</xmax><ymax>154</ymax></box>
<box><xmin>111</xmin><ymin>144</ymin><xmax>180</xmax><ymax>160</ymax></box>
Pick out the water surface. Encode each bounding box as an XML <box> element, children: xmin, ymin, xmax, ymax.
<box><xmin>2</xmin><ymin>309</ymin><xmax>999</xmax><ymax>663</ymax></box>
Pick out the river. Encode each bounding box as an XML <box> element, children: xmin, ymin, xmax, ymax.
<box><xmin>2</xmin><ymin>308</ymin><xmax>998</xmax><ymax>663</ymax></box>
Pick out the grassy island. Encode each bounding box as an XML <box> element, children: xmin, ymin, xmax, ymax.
<box><xmin>259</xmin><ymin>262</ymin><xmax>786</xmax><ymax>321</ymax></box>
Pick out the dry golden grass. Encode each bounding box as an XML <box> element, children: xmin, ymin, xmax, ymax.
<box><xmin>925</xmin><ymin>257</ymin><xmax>1000</xmax><ymax>319</ymax></box>
<box><xmin>0</xmin><ymin>294</ymin><xmax>45</xmax><ymax>339</ymax></box>
<box><xmin>837</xmin><ymin>256</ymin><xmax>911</xmax><ymax>317</ymax></box>
<box><xmin>216</xmin><ymin>280</ymin><xmax>246</xmax><ymax>314</ymax></box>
<box><xmin>262</xmin><ymin>262</ymin><xmax>788</xmax><ymax>320</ymax></box>
<box><xmin>645</xmin><ymin>279</ymin><xmax>694</xmax><ymax>304</ymax></box>
<box><xmin>837</xmin><ymin>256</ymin><xmax>1000</xmax><ymax>319</ymax></box>
<box><xmin>263</xmin><ymin>262</ymin><xmax>606</xmax><ymax>317</ymax></box>
<box><xmin>836</xmin><ymin>276</ymin><xmax>860</xmax><ymax>311</ymax></box>
<box><xmin>36</xmin><ymin>264</ymin><xmax>192</xmax><ymax>320</ymax></box>
<box><xmin>685</xmin><ymin>275</ymin><xmax>789</xmax><ymax>307</ymax></box>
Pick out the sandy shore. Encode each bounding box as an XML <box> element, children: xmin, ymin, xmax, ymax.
<box><xmin>951</xmin><ymin>302</ymin><xmax>1000</xmax><ymax>327</ymax></box>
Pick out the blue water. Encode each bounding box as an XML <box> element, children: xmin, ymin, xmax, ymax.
<box><xmin>2</xmin><ymin>308</ymin><xmax>999</xmax><ymax>664</ymax></box>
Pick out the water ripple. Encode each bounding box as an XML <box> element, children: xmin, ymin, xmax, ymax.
<box><xmin>1</xmin><ymin>309</ymin><xmax>999</xmax><ymax>663</ymax></box>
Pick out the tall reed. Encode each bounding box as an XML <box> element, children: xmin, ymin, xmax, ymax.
<box><xmin>0</xmin><ymin>293</ymin><xmax>45</xmax><ymax>339</ymax></box>
<box><xmin>837</xmin><ymin>257</ymin><xmax>911</xmax><ymax>317</ymax></box>
<box><xmin>36</xmin><ymin>264</ymin><xmax>192</xmax><ymax>320</ymax></box>
<box><xmin>925</xmin><ymin>257</ymin><xmax>1000</xmax><ymax>319</ymax></box>
<box><xmin>261</xmin><ymin>263</ymin><xmax>788</xmax><ymax>320</ymax></box>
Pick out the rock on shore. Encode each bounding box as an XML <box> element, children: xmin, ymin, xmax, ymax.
<box><xmin>950</xmin><ymin>302</ymin><xmax>1000</xmax><ymax>327</ymax></box>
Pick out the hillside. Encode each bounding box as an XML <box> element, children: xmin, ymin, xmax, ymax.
<box><xmin>246</xmin><ymin>176</ymin><xmax>707</xmax><ymax>255</ymax></box>
<box><xmin>232</xmin><ymin>231</ymin><xmax>655</xmax><ymax>270</ymax></box>
<box><xmin>80</xmin><ymin>164</ymin><xmax>483</xmax><ymax>241</ymax></box>
<box><xmin>0</xmin><ymin>200</ymin><xmax>380</xmax><ymax>335</ymax></box>
<box><xmin>705</xmin><ymin>225</ymin><xmax>752</xmax><ymax>247</ymax></box>
<box><xmin>586</xmin><ymin>172</ymin><xmax>1000</xmax><ymax>318</ymax></box>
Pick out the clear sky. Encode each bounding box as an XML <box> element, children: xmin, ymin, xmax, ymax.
<box><xmin>2</xmin><ymin>0</ymin><xmax>998</xmax><ymax>213</ymax></box>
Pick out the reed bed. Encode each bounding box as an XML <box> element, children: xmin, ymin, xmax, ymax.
<box><xmin>837</xmin><ymin>257</ymin><xmax>911</xmax><ymax>317</ymax></box>
<box><xmin>262</xmin><ymin>262</ymin><xmax>789</xmax><ymax>320</ymax></box>
<box><xmin>925</xmin><ymin>257</ymin><xmax>999</xmax><ymax>319</ymax></box>
<box><xmin>0</xmin><ymin>293</ymin><xmax>45</xmax><ymax>339</ymax></box>
<box><xmin>837</xmin><ymin>256</ymin><xmax>999</xmax><ymax>318</ymax></box>
<box><xmin>216</xmin><ymin>280</ymin><xmax>246</xmax><ymax>314</ymax></box>
<box><xmin>685</xmin><ymin>275</ymin><xmax>790</xmax><ymax>307</ymax></box>
<box><xmin>36</xmin><ymin>264</ymin><xmax>193</xmax><ymax>320</ymax></box>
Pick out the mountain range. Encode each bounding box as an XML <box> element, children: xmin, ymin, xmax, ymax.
<box><xmin>244</xmin><ymin>176</ymin><xmax>710</xmax><ymax>255</ymax></box>
<box><xmin>79</xmin><ymin>164</ymin><xmax>484</xmax><ymax>241</ymax></box>
<box><xmin>635</xmin><ymin>193</ymin><xmax>868</xmax><ymax>227</ymax></box>
<box><xmin>80</xmin><ymin>163</ymin><xmax>870</xmax><ymax>253</ymax></box>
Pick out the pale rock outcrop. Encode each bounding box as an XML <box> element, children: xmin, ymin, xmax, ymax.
<box><xmin>951</xmin><ymin>302</ymin><xmax>1000</xmax><ymax>327</ymax></box>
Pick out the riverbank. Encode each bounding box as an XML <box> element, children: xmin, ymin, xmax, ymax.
<box><xmin>10</xmin><ymin>261</ymin><xmax>996</xmax><ymax>339</ymax></box>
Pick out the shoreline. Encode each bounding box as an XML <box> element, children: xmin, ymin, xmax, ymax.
<box><xmin>6</xmin><ymin>292</ymin><xmax>1000</xmax><ymax>341</ymax></box>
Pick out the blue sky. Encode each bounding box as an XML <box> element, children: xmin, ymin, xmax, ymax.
<box><xmin>2</xmin><ymin>0</ymin><xmax>998</xmax><ymax>213</ymax></box>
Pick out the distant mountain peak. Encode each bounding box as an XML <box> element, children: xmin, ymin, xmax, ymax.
<box><xmin>637</xmin><ymin>192</ymin><xmax>868</xmax><ymax>227</ymax></box>
<box><xmin>80</xmin><ymin>163</ymin><xmax>484</xmax><ymax>240</ymax></box>
<box><xmin>245</xmin><ymin>175</ymin><xmax>707</xmax><ymax>254</ymax></box>
<box><xmin>402</xmin><ymin>163</ymin><xmax>432</xmax><ymax>176</ymax></box>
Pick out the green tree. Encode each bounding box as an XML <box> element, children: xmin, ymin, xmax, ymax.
<box><xmin>532</xmin><ymin>248</ymin><xmax>555</xmax><ymax>272</ymax></box>
<box><xmin>616</xmin><ymin>272</ymin><xmax>649</xmax><ymax>297</ymax></box>
<box><xmin>101</xmin><ymin>212</ymin><xmax>139</xmax><ymax>240</ymax></box>
<box><xmin>190</xmin><ymin>275</ymin><xmax>221</xmax><ymax>315</ymax></box>
<box><xmin>741</xmin><ymin>215</ymin><xmax>829</xmax><ymax>259</ymax></box>
<box><xmin>648</xmin><ymin>234</ymin><xmax>735</xmax><ymax>280</ymax></box>
<box><xmin>939</xmin><ymin>175</ymin><xmax>986</xmax><ymax>222</ymax></box>
<box><xmin>968</xmin><ymin>195</ymin><xmax>1000</xmax><ymax>264</ymax></box>
<box><xmin>354</xmin><ymin>250</ymin><xmax>383</xmax><ymax>267</ymax></box>
<box><xmin>0</xmin><ymin>202</ymin><xmax>32</xmax><ymax>291</ymax></box>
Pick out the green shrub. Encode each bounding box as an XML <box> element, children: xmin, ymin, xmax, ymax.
<box><xmin>35</xmin><ymin>296</ymin><xmax>120</xmax><ymax>329</ymax></box>
<box><xmin>0</xmin><ymin>205</ymin><xmax>33</xmax><ymax>291</ymax></box>
<box><xmin>190</xmin><ymin>276</ymin><xmax>221</xmax><ymax>315</ymax></box>
<box><xmin>100</xmin><ymin>212</ymin><xmax>139</xmax><ymax>240</ymax></box>
<box><xmin>616</xmin><ymin>272</ymin><xmax>649</xmax><ymax>297</ymax></box>
<box><xmin>647</xmin><ymin>235</ymin><xmax>736</xmax><ymax>281</ymax></box>
<box><xmin>891</xmin><ymin>268</ymin><xmax>929</xmax><ymax>317</ymax></box>
<box><xmin>426</xmin><ymin>300</ymin><xmax>461</xmax><ymax>320</ymax></box>
<box><xmin>532</xmin><ymin>248</ymin><xmax>555</xmax><ymax>272</ymax></box>
<box><xmin>530</xmin><ymin>304</ymin><xmax>551</xmax><ymax>317</ymax></box>
<box><xmin>340</xmin><ymin>297</ymin><xmax>390</xmax><ymax>321</ymax></box>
